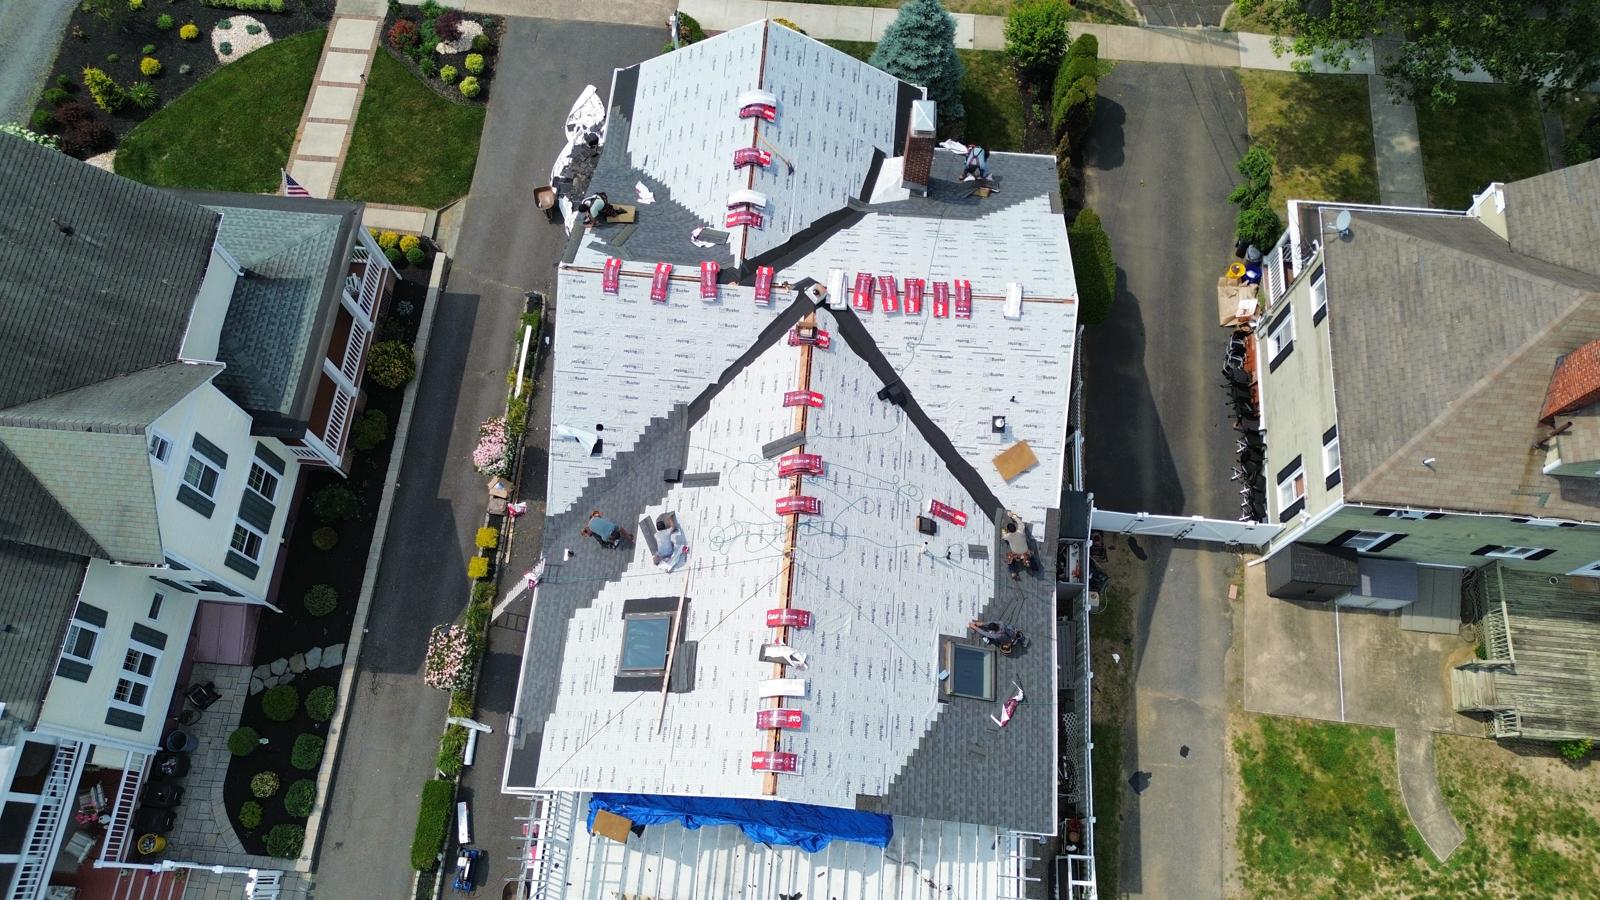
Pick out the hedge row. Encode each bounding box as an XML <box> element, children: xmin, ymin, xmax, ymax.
<box><xmin>1069</xmin><ymin>208</ymin><xmax>1117</xmax><ymax>326</ymax></box>
<box><xmin>410</xmin><ymin>778</ymin><xmax>457</xmax><ymax>871</ymax></box>
<box><xmin>1051</xmin><ymin>33</ymin><xmax>1100</xmax><ymax>153</ymax></box>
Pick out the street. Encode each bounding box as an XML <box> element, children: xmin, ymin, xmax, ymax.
<box><xmin>1081</xmin><ymin>61</ymin><xmax>1250</xmax><ymax>900</ymax></box>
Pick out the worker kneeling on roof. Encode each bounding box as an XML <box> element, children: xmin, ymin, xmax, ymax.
<box><xmin>578</xmin><ymin>191</ymin><xmax>613</xmax><ymax>225</ymax></box>
<box><xmin>961</xmin><ymin>144</ymin><xmax>990</xmax><ymax>181</ymax></box>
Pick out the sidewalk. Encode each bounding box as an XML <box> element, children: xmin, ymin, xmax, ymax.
<box><xmin>284</xmin><ymin>0</ymin><xmax>386</xmax><ymax>199</ymax></box>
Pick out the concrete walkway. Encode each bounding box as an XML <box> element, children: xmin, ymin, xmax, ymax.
<box><xmin>1395</xmin><ymin>727</ymin><xmax>1467</xmax><ymax>861</ymax></box>
<box><xmin>1368</xmin><ymin>37</ymin><xmax>1429</xmax><ymax>207</ymax></box>
<box><xmin>0</xmin><ymin>0</ymin><xmax>74</xmax><ymax>124</ymax></box>
<box><xmin>402</xmin><ymin>0</ymin><xmax>672</xmax><ymax>27</ymax></box>
<box><xmin>285</xmin><ymin>1</ymin><xmax>386</xmax><ymax>199</ymax></box>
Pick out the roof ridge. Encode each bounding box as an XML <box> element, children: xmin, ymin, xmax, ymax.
<box><xmin>0</xmin><ymin>361</ymin><xmax>219</xmax><ymax>428</ymax></box>
<box><xmin>1357</xmin><ymin>213</ymin><xmax>1600</xmax><ymax>296</ymax></box>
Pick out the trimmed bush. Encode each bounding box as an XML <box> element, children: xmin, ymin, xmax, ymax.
<box><xmin>239</xmin><ymin>801</ymin><xmax>263</xmax><ymax>830</ymax></box>
<box><xmin>388</xmin><ymin>19</ymin><xmax>419</xmax><ymax>51</ymax></box>
<box><xmin>284</xmin><ymin>779</ymin><xmax>316</xmax><ymax>817</ymax></box>
<box><xmin>471</xmin><ymin>33</ymin><xmax>490</xmax><ymax>52</ymax></box>
<box><xmin>228</xmin><ymin>726</ymin><xmax>260</xmax><ymax>757</ymax></box>
<box><xmin>142</xmin><ymin>44</ymin><xmax>157</xmax><ymax>55</ymax></box>
<box><xmin>30</xmin><ymin>109</ymin><xmax>55</xmax><ymax>132</ymax></box>
<box><xmin>262</xmin><ymin>684</ymin><xmax>299</xmax><ymax>722</ymax></box>
<box><xmin>439</xmin><ymin>64</ymin><xmax>458</xmax><ymax>84</ymax></box>
<box><xmin>405</xmin><ymin>246</ymin><xmax>426</xmax><ymax>265</ymax></box>
<box><xmin>463</xmin><ymin>53</ymin><xmax>485</xmax><ymax>75</ymax></box>
<box><xmin>220</xmin><ymin>41</ymin><xmax>233</xmax><ymax>57</ymax></box>
<box><xmin>179</xmin><ymin>23</ymin><xmax>200</xmax><ymax>40</ymax></box>
<box><xmin>140</xmin><ymin>56</ymin><xmax>162</xmax><ymax>76</ymax></box>
<box><xmin>437</xmin><ymin>725</ymin><xmax>468</xmax><ymax>777</ymax></box>
<box><xmin>475</xmin><ymin>526</ymin><xmax>499</xmax><ymax>550</ymax></box>
<box><xmin>106</xmin><ymin>53</ymin><xmax>120</xmax><ymax>63</ymax></box>
<box><xmin>384</xmin><ymin>247</ymin><xmax>402</xmax><ymax>266</ymax></box>
<box><xmin>458</xmin><ymin>76</ymin><xmax>481</xmax><ymax>99</ymax></box>
<box><xmin>303</xmin><ymin>584</ymin><xmax>338</xmax><ymax>617</ymax></box>
<box><xmin>250</xmin><ymin>771</ymin><xmax>281</xmax><ymax>798</ymax></box>
<box><xmin>129</xmin><ymin>0</ymin><xmax>144</xmax><ymax>9</ymax></box>
<box><xmin>1052</xmin><ymin>33</ymin><xmax>1099</xmax><ymax>142</ymax></box>
<box><xmin>352</xmin><ymin>408</ymin><xmax>388</xmax><ymax>451</ymax></box>
<box><xmin>369</xmin><ymin>340</ymin><xmax>416</xmax><ymax>389</ymax></box>
<box><xmin>410</xmin><ymin>779</ymin><xmax>455</xmax><ymax>870</ymax></box>
<box><xmin>217</xmin><ymin>18</ymin><xmax>232</xmax><ymax>29</ymax></box>
<box><xmin>773</xmin><ymin>17</ymin><xmax>806</xmax><ymax>35</ymax></box>
<box><xmin>264</xmin><ymin>823</ymin><xmax>304</xmax><ymax>859</ymax></box>
<box><xmin>436</xmin><ymin>9</ymin><xmax>465</xmax><ymax>41</ymax></box>
<box><xmin>376</xmin><ymin>229</ymin><xmax>401</xmax><ymax>250</ymax></box>
<box><xmin>398</xmin><ymin>234</ymin><xmax>421</xmax><ymax>253</ymax></box>
<box><xmin>128</xmin><ymin>82</ymin><xmax>159</xmax><ymax>109</ymax></box>
<box><xmin>312</xmin><ymin>527</ymin><xmax>339</xmax><ymax>550</ymax></box>
<box><xmin>56</xmin><ymin>74</ymin><xmax>74</xmax><ymax>90</ymax></box>
<box><xmin>1228</xmin><ymin>145</ymin><xmax>1282</xmax><ymax>249</ymax></box>
<box><xmin>156</xmin><ymin>13</ymin><xmax>174</xmax><ymax>29</ymax></box>
<box><xmin>418</xmin><ymin>57</ymin><xmax>436</xmax><ymax>77</ymax></box>
<box><xmin>290</xmin><ymin>733</ymin><xmax>325</xmax><ymax>771</ymax></box>
<box><xmin>306</xmin><ymin>685</ymin><xmax>337</xmax><ymax>722</ymax></box>
<box><xmin>1068</xmin><ymin>208</ymin><xmax>1117</xmax><ymax>326</ymax></box>
<box><xmin>81</xmin><ymin>67</ymin><xmax>124</xmax><ymax>112</ymax></box>
<box><xmin>312</xmin><ymin>485</ymin><xmax>360</xmax><ymax>523</ymax></box>
<box><xmin>1004</xmin><ymin>0</ymin><xmax>1072</xmax><ymax>80</ymax></box>
<box><xmin>467</xmin><ymin>556</ymin><xmax>489</xmax><ymax>580</ymax></box>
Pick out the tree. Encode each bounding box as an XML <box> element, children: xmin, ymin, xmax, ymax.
<box><xmin>869</xmin><ymin>0</ymin><xmax>966</xmax><ymax>120</ymax></box>
<box><xmin>1069</xmin><ymin>209</ymin><xmax>1118</xmax><ymax>325</ymax></box>
<box><xmin>1004</xmin><ymin>0</ymin><xmax>1073</xmax><ymax>82</ymax></box>
<box><xmin>1236</xmin><ymin>0</ymin><xmax>1600</xmax><ymax>106</ymax></box>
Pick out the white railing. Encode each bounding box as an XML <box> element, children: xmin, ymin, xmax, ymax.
<box><xmin>338</xmin><ymin>320</ymin><xmax>369</xmax><ymax>386</ymax></box>
<box><xmin>287</xmin><ymin>445</ymin><xmax>323</xmax><ymax>462</ymax></box>
<box><xmin>245</xmin><ymin>869</ymin><xmax>284</xmax><ymax>899</ymax></box>
<box><xmin>358</xmin><ymin>257</ymin><xmax>384</xmax><ymax>321</ymax></box>
<box><xmin>520</xmin><ymin>791</ymin><xmax>574</xmax><ymax>900</ymax></box>
<box><xmin>11</xmin><ymin>741</ymin><xmax>84</xmax><ymax>899</ymax></box>
<box><xmin>99</xmin><ymin>752</ymin><xmax>149</xmax><ymax>864</ymax></box>
<box><xmin>1262</xmin><ymin>230</ymin><xmax>1292</xmax><ymax>305</ymax></box>
<box><xmin>324</xmin><ymin>386</ymin><xmax>354</xmax><ymax>458</ymax></box>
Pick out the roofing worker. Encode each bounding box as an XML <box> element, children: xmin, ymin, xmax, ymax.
<box><xmin>1002</xmin><ymin>510</ymin><xmax>1033</xmax><ymax>579</ymax></box>
<box><xmin>961</xmin><ymin>143</ymin><xmax>991</xmax><ymax>181</ymax></box>
<box><xmin>969</xmin><ymin>619</ymin><xmax>1022</xmax><ymax>652</ymax></box>
<box><xmin>581</xmin><ymin>509</ymin><xmax>631</xmax><ymax>548</ymax></box>
<box><xmin>577</xmin><ymin>191</ymin><xmax>613</xmax><ymax>226</ymax></box>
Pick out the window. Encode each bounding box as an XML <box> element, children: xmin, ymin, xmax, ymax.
<box><xmin>246</xmin><ymin>462</ymin><xmax>279</xmax><ymax>502</ymax></box>
<box><xmin>1378</xmin><ymin>509</ymin><xmax>1430</xmax><ymax>521</ymax></box>
<box><xmin>1276</xmin><ymin>464</ymin><xmax>1306</xmax><ymax>514</ymax></box>
<box><xmin>148</xmin><ymin>431</ymin><xmax>172</xmax><ymax>464</ymax></box>
<box><xmin>1342</xmin><ymin>531</ymin><xmax>1402</xmax><ymax>553</ymax></box>
<box><xmin>1311</xmin><ymin>267</ymin><xmax>1328</xmax><ymax>325</ymax></box>
<box><xmin>1484</xmin><ymin>546</ymin><xmax>1548</xmax><ymax>560</ymax></box>
<box><xmin>618</xmin><ymin>614</ymin><xmax>673</xmax><ymax>674</ymax></box>
<box><xmin>1322</xmin><ymin>429</ymin><xmax>1341</xmax><ymax>488</ymax></box>
<box><xmin>62</xmin><ymin>621</ymin><xmax>100</xmax><ymax>665</ymax></box>
<box><xmin>148</xmin><ymin>592</ymin><xmax>164</xmax><ymax>621</ymax></box>
<box><xmin>230</xmin><ymin>523</ymin><xmax>265</xmax><ymax>562</ymax></box>
<box><xmin>183</xmin><ymin>454</ymin><xmax>221</xmax><ymax>498</ymax></box>
<box><xmin>1266</xmin><ymin>311</ymin><xmax>1296</xmax><ymax>370</ymax></box>
<box><xmin>1570</xmin><ymin>559</ymin><xmax>1600</xmax><ymax>578</ymax></box>
<box><xmin>111</xmin><ymin>645</ymin><xmax>160</xmax><ymax>712</ymax></box>
<box><xmin>942</xmin><ymin>641</ymin><xmax>996</xmax><ymax>701</ymax></box>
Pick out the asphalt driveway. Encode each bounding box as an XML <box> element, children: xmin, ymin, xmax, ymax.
<box><xmin>1135</xmin><ymin>0</ymin><xmax>1231</xmax><ymax>27</ymax></box>
<box><xmin>313</xmin><ymin>18</ymin><xmax>663</xmax><ymax>899</ymax></box>
<box><xmin>1079</xmin><ymin>61</ymin><xmax>1250</xmax><ymax>900</ymax></box>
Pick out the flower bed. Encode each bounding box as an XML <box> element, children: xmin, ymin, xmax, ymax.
<box><xmin>221</xmin><ymin>264</ymin><xmax>430</xmax><ymax>856</ymax></box>
<box><xmin>28</xmin><ymin>0</ymin><xmax>331</xmax><ymax>158</ymax></box>
<box><xmin>381</xmin><ymin>0</ymin><xmax>501</xmax><ymax>107</ymax></box>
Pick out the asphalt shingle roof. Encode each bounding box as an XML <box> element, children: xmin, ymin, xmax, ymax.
<box><xmin>0</xmin><ymin>540</ymin><xmax>87</xmax><ymax>745</ymax></box>
<box><xmin>1502</xmin><ymin>157</ymin><xmax>1600</xmax><ymax>277</ymax></box>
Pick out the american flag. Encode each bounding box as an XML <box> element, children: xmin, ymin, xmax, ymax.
<box><xmin>281</xmin><ymin>169</ymin><xmax>311</xmax><ymax>198</ymax></box>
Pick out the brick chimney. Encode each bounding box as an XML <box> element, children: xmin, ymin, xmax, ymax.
<box><xmin>901</xmin><ymin>99</ymin><xmax>937</xmax><ymax>196</ymax></box>
<box><xmin>1541</xmin><ymin>339</ymin><xmax>1600</xmax><ymax>423</ymax></box>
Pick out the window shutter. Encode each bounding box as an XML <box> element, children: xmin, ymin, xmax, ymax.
<box><xmin>1325</xmin><ymin>469</ymin><xmax>1342</xmax><ymax>489</ymax></box>
<box><xmin>1326</xmin><ymin>531</ymin><xmax>1360</xmax><ymax>548</ymax></box>
<box><xmin>254</xmin><ymin>442</ymin><xmax>286</xmax><ymax>474</ymax></box>
<box><xmin>177</xmin><ymin>485</ymin><xmax>215</xmax><ymax>518</ymax></box>
<box><xmin>56</xmin><ymin>658</ymin><xmax>92</xmax><ymax>682</ymax></box>
<box><xmin>1528</xmin><ymin>548</ymin><xmax>1557</xmax><ymax>561</ymax></box>
<box><xmin>1322</xmin><ymin>425</ymin><xmax>1338</xmax><ymax>443</ymax></box>
<box><xmin>1313</xmin><ymin>304</ymin><xmax>1327</xmax><ymax>325</ymax></box>
<box><xmin>239</xmin><ymin>490</ymin><xmax>274</xmax><ymax>532</ymax></box>
<box><xmin>130</xmin><ymin>623</ymin><xmax>168</xmax><ymax>651</ymax></box>
<box><xmin>1371</xmin><ymin>533</ymin><xmax>1408</xmax><ymax>553</ymax></box>
<box><xmin>1268</xmin><ymin>341</ymin><xmax>1295</xmax><ymax>372</ymax></box>
<box><xmin>1275</xmin><ymin>455</ymin><xmax>1304</xmax><ymax>486</ymax></box>
<box><xmin>1278</xmin><ymin>498</ymin><xmax>1305</xmax><ymax>522</ymax></box>
<box><xmin>1471</xmin><ymin>545</ymin><xmax>1498</xmax><ymax>556</ymax></box>
<box><xmin>1424</xmin><ymin>513</ymin><xmax>1446</xmax><ymax>520</ymax></box>
<box><xmin>74</xmin><ymin>602</ymin><xmax>108</xmax><ymax>627</ymax></box>
<box><xmin>105</xmin><ymin>708</ymin><xmax>145</xmax><ymax>731</ymax></box>
<box><xmin>224</xmin><ymin>551</ymin><xmax>260</xmax><ymax>580</ymax></box>
<box><xmin>191</xmin><ymin>433</ymin><xmax>228</xmax><ymax>467</ymax></box>
<box><xmin>152</xmin><ymin>577</ymin><xmax>197</xmax><ymax>594</ymax></box>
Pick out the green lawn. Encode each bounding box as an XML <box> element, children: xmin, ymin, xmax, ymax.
<box><xmin>1089</xmin><ymin>723</ymin><xmax>1122</xmax><ymax>900</ymax></box>
<box><xmin>1223</xmin><ymin>2</ymin><xmax>1293</xmax><ymax>35</ymax></box>
<box><xmin>823</xmin><ymin>42</ymin><xmax>1026</xmax><ymax>152</ymax></box>
<box><xmin>1238</xmin><ymin>70</ymin><xmax>1380</xmax><ymax>209</ymax></box>
<box><xmin>1415</xmin><ymin>82</ymin><xmax>1549</xmax><ymax>210</ymax></box>
<box><xmin>115</xmin><ymin>30</ymin><xmax>325</xmax><ymax>192</ymax></box>
<box><xmin>336</xmin><ymin>50</ymin><xmax>486</xmax><ymax>210</ymax></box>
<box><xmin>785</xmin><ymin>0</ymin><xmax>1137</xmax><ymax>24</ymax></box>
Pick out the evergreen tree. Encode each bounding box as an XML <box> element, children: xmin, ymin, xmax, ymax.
<box><xmin>869</xmin><ymin>0</ymin><xmax>965</xmax><ymax>121</ymax></box>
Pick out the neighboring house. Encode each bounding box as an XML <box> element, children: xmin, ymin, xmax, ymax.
<box><xmin>503</xmin><ymin>21</ymin><xmax>1094</xmax><ymax>900</ymax></box>
<box><xmin>0</xmin><ymin>134</ymin><xmax>394</xmax><ymax>899</ymax></box>
<box><xmin>1253</xmin><ymin>159</ymin><xmax>1600</xmax><ymax>740</ymax></box>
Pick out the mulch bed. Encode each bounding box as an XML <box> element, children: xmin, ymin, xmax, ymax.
<box><xmin>379</xmin><ymin>5</ymin><xmax>502</xmax><ymax>107</ymax></box>
<box><xmin>221</xmin><ymin>266</ymin><xmax>429</xmax><ymax>856</ymax></box>
<box><xmin>31</xmin><ymin>0</ymin><xmax>331</xmax><ymax>157</ymax></box>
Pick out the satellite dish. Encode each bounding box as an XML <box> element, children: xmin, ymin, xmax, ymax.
<box><xmin>1334</xmin><ymin>209</ymin><xmax>1352</xmax><ymax>237</ymax></box>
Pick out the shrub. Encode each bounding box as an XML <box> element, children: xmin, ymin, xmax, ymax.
<box><xmin>468</xmin><ymin>556</ymin><xmax>489</xmax><ymax>580</ymax></box>
<box><xmin>369</xmin><ymin>340</ymin><xmax>417</xmax><ymax>389</ymax></box>
<box><xmin>1559</xmin><ymin>737</ymin><xmax>1593</xmax><ymax>761</ymax></box>
<box><xmin>128</xmin><ymin>82</ymin><xmax>159</xmax><ymax>109</ymax></box>
<box><xmin>410</xmin><ymin>779</ymin><xmax>455</xmax><ymax>870</ymax></box>
<box><xmin>238</xmin><ymin>801</ymin><xmax>263</xmax><ymax>829</ymax></box>
<box><xmin>1052</xmin><ymin>34</ymin><xmax>1099</xmax><ymax>141</ymax></box>
<box><xmin>30</xmin><ymin>109</ymin><xmax>55</xmax><ymax>132</ymax></box>
<box><xmin>439</xmin><ymin>64</ymin><xmax>458</xmax><ymax>84</ymax></box>
<box><xmin>471</xmin><ymin>33</ymin><xmax>490</xmax><ymax>52</ymax></box>
<box><xmin>418</xmin><ymin>57</ymin><xmax>437</xmax><ymax>77</ymax></box>
<box><xmin>312</xmin><ymin>485</ymin><xmax>360</xmax><ymax>523</ymax></box>
<box><xmin>398</xmin><ymin>234</ymin><xmax>421</xmax><ymax>253</ymax></box>
<box><xmin>385</xmin><ymin>247</ymin><xmax>402</xmax><ymax>265</ymax></box>
<box><xmin>436</xmin><ymin>9</ymin><xmax>465</xmax><ymax>41</ymax></box>
<box><xmin>53</xmin><ymin>103</ymin><xmax>111</xmax><ymax>157</ymax></box>
<box><xmin>157</xmin><ymin>13</ymin><xmax>174</xmax><ymax>29</ymax></box>
<box><xmin>142</xmin><ymin>44</ymin><xmax>157</xmax><ymax>55</ymax></box>
<box><xmin>1235</xmin><ymin>202</ymin><xmax>1282</xmax><ymax>251</ymax></box>
<box><xmin>1004</xmin><ymin>0</ymin><xmax>1072</xmax><ymax>80</ymax></box>
<box><xmin>81</xmin><ymin>67</ymin><xmax>124</xmax><ymax>112</ymax></box>
<box><xmin>306</xmin><ymin>685</ymin><xmax>337</xmax><ymax>722</ymax></box>
<box><xmin>56</xmin><ymin>74</ymin><xmax>74</xmax><ymax>90</ymax></box>
<box><xmin>405</xmin><ymin>246</ymin><xmax>426</xmax><ymax>265</ymax></box>
<box><xmin>129</xmin><ymin>0</ymin><xmax>143</xmax><ymax>9</ymax></box>
<box><xmin>671</xmin><ymin>11</ymin><xmax>707</xmax><ymax>45</ymax></box>
<box><xmin>506</xmin><ymin>395</ymin><xmax>528</xmax><ymax>441</ymax></box>
<box><xmin>217</xmin><ymin>19</ymin><xmax>232</xmax><ymax>29</ymax></box>
<box><xmin>220</xmin><ymin>41</ymin><xmax>233</xmax><ymax>56</ymax></box>
<box><xmin>180</xmin><ymin>23</ymin><xmax>200</xmax><ymax>40</ymax></box>
<box><xmin>773</xmin><ymin>17</ymin><xmax>807</xmax><ymax>35</ymax></box>
<box><xmin>464</xmin><ymin>53</ymin><xmax>485</xmax><ymax>74</ymax></box>
<box><xmin>437</xmin><ymin>725</ymin><xmax>468</xmax><ymax>777</ymax></box>
<box><xmin>376</xmin><ymin>229</ymin><xmax>401</xmax><ymax>250</ymax></box>
<box><xmin>247</xmin><ymin>23</ymin><xmax>263</xmax><ymax>35</ymax></box>
<box><xmin>303</xmin><ymin>584</ymin><xmax>338</xmax><ymax>617</ymax></box>
<box><xmin>473</xmin><ymin>417</ymin><xmax>508</xmax><ymax>475</ymax></box>
<box><xmin>389</xmin><ymin>19</ymin><xmax>419</xmax><ymax>51</ymax></box>
<box><xmin>291</xmin><ymin>733</ymin><xmax>325</xmax><ymax>770</ymax></box>
<box><xmin>311</xmin><ymin>527</ymin><xmax>338</xmax><ymax>550</ymax></box>
<box><xmin>1068</xmin><ymin>208</ymin><xmax>1117</xmax><ymax>326</ymax></box>
<box><xmin>106</xmin><ymin>53</ymin><xmax>120</xmax><ymax>63</ymax></box>
<box><xmin>448</xmin><ymin>689</ymin><xmax>473</xmax><ymax>718</ymax></box>
<box><xmin>262</xmin><ymin>684</ymin><xmax>299</xmax><ymax>722</ymax></box>
<box><xmin>458</xmin><ymin>75</ymin><xmax>481</xmax><ymax>99</ymax></box>
<box><xmin>284</xmin><ymin>779</ymin><xmax>316</xmax><ymax>817</ymax></box>
<box><xmin>352</xmin><ymin>408</ymin><xmax>388</xmax><ymax>451</ymax></box>
<box><xmin>250</xmin><ymin>771</ymin><xmax>281</xmax><ymax>798</ymax></box>
<box><xmin>869</xmin><ymin>0</ymin><xmax>965</xmax><ymax>119</ymax></box>
<box><xmin>228</xmin><ymin>726</ymin><xmax>260</xmax><ymax>756</ymax></box>
<box><xmin>475</xmin><ymin>526</ymin><xmax>500</xmax><ymax>550</ymax></box>
<box><xmin>264</xmin><ymin>823</ymin><xmax>304</xmax><ymax>859</ymax></box>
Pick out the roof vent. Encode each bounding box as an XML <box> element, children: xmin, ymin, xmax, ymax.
<box><xmin>901</xmin><ymin>99</ymin><xmax>937</xmax><ymax>196</ymax></box>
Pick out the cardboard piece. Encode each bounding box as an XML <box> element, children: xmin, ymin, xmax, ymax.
<box><xmin>993</xmin><ymin>441</ymin><xmax>1039</xmax><ymax>482</ymax></box>
<box><xmin>591</xmin><ymin>809</ymin><xmax>633</xmax><ymax>844</ymax></box>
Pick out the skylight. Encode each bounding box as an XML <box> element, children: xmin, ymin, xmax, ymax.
<box><xmin>619</xmin><ymin>614</ymin><xmax>672</xmax><ymax>674</ymax></box>
<box><xmin>943</xmin><ymin>641</ymin><xmax>996</xmax><ymax>701</ymax></box>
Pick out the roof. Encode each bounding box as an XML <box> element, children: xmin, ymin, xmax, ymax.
<box><xmin>178</xmin><ymin>191</ymin><xmax>361</xmax><ymax>418</ymax></box>
<box><xmin>1541</xmin><ymin>339</ymin><xmax>1600</xmax><ymax>421</ymax></box>
<box><xmin>0</xmin><ymin>541</ymin><xmax>87</xmax><ymax>745</ymax></box>
<box><xmin>1501</xmin><ymin>158</ymin><xmax>1600</xmax><ymax>277</ymax></box>
<box><xmin>1319</xmin><ymin>208</ymin><xmax>1600</xmax><ymax>519</ymax></box>
<box><xmin>1485</xmin><ymin>564</ymin><xmax>1600</xmax><ymax>740</ymax></box>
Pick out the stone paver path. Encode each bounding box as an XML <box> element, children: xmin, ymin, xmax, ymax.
<box><xmin>1395</xmin><ymin>727</ymin><xmax>1467</xmax><ymax>861</ymax></box>
<box><xmin>1368</xmin><ymin>37</ymin><xmax>1429</xmax><ymax>207</ymax></box>
<box><xmin>286</xmin><ymin>11</ymin><xmax>382</xmax><ymax>199</ymax></box>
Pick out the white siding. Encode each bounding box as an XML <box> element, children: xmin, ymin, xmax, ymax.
<box><xmin>178</xmin><ymin>244</ymin><xmax>240</xmax><ymax>362</ymax></box>
<box><xmin>1259</xmin><ymin>251</ymin><xmax>1341</xmax><ymax>529</ymax></box>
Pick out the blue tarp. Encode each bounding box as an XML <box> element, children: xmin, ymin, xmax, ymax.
<box><xmin>587</xmin><ymin>793</ymin><xmax>893</xmax><ymax>852</ymax></box>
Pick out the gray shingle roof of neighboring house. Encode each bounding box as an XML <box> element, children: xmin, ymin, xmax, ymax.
<box><xmin>1321</xmin><ymin>208</ymin><xmax>1600</xmax><ymax>519</ymax></box>
<box><xmin>0</xmin><ymin>540</ymin><xmax>88</xmax><ymax>745</ymax></box>
<box><xmin>172</xmin><ymin>191</ymin><xmax>361</xmax><ymax>420</ymax></box>
<box><xmin>1502</xmin><ymin>158</ymin><xmax>1600</xmax><ymax>277</ymax></box>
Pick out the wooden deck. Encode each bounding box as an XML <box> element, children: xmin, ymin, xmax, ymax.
<box><xmin>1480</xmin><ymin>565</ymin><xmax>1600</xmax><ymax>740</ymax></box>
